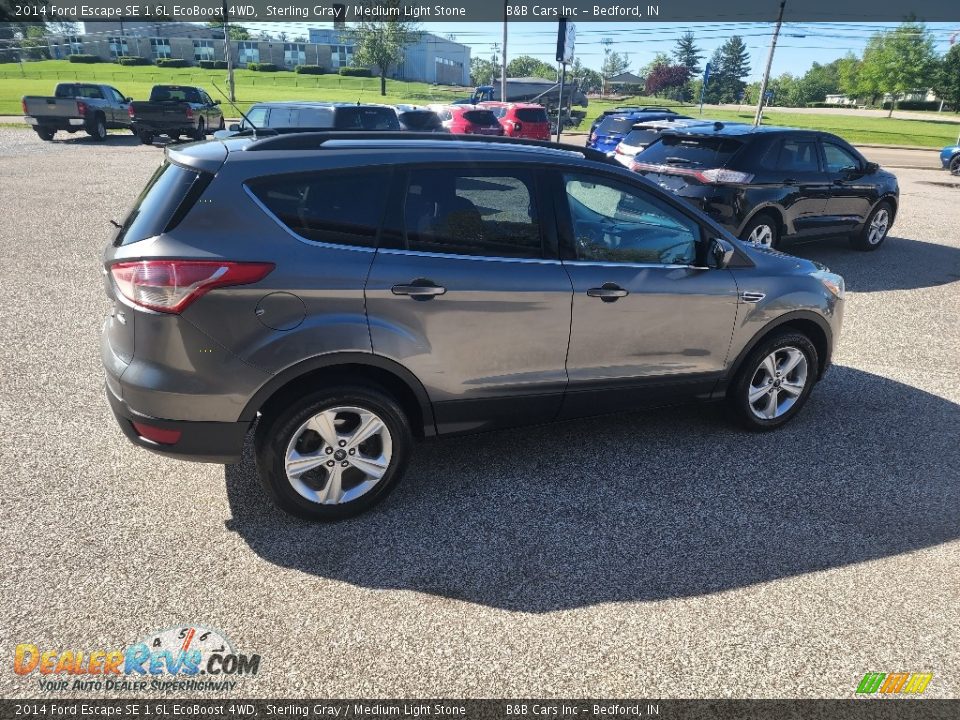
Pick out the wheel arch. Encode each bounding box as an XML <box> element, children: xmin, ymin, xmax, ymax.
<box><xmin>737</xmin><ymin>205</ymin><xmax>786</xmax><ymax>238</ymax></box>
<box><xmin>240</xmin><ymin>353</ymin><xmax>437</xmax><ymax>439</ymax></box>
<box><xmin>725</xmin><ymin>310</ymin><xmax>833</xmax><ymax>387</ymax></box>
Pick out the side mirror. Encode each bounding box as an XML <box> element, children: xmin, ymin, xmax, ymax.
<box><xmin>125</xmin><ymin>97</ymin><xmax>132</xmax><ymax>103</ymax></box>
<box><xmin>864</xmin><ymin>161</ymin><xmax>879</xmax><ymax>174</ymax></box>
<box><xmin>214</xmin><ymin>99</ymin><xmax>221</xmax><ymax>105</ymax></box>
<box><xmin>711</xmin><ymin>237</ymin><xmax>736</xmax><ymax>269</ymax></box>
<box><xmin>228</xmin><ymin>123</ymin><xmax>241</xmax><ymax>132</ymax></box>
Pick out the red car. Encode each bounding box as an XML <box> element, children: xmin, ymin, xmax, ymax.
<box><xmin>479</xmin><ymin>102</ymin><xmax>551</xmax><ymax>140</ymax></box>
<box><xmin>431</xmin><ymin>104</ymin><xmax>504</xmax><ymax>136</ymax></box>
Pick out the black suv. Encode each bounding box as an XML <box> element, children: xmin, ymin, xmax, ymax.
<box><xmin>631</xmin><ymin>124</ymin><xmax>899</xmax><ymax>251</ymax></box>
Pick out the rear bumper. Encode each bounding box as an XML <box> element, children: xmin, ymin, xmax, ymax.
<box><xmin>25</xmin><ymin>116</ymin><xmax>86</xmax><ymax>129</ymax></box>
<box><xmin>106</xmin><ymin>382</ymin><xmax>249</xmax><ymax>464</ymax></box>
<box><xmin>131</xmin><ymin>120</ymin><xmax>192</xmax><ymax>134</ymax></box>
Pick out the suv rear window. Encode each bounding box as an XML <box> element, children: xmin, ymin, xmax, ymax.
<box><xmin>514</xmin><ymin>108</ymin><xmax>548</xmax><ymax>123</ymax></box>
<box><xmin>640</xmin><ymin>135</ymin><xmax>744</xmax><ymax>167</ymax></box>
<box><xmin>622</xmin><ymin>128</ymin><xmax>661</xmax><ymax>147</ymax></box>
<box><xmin>333</xmin><ymin>107</ymin><xmax>400</xmax><ymax>130</ymax></box>
<box><xmin>597</xmin><ymin>116</ymin><xmax>637</xmax><ymax>135</ymax></box>
<box><xmin>462</xmin><ymin>110</ymin><xmax>499</xmax><ymax>126</ymax></box>
<box><xmin>115</xmin><ymin>162</ymin><xmax>209</xmax><ymax>246</ymax></box>
<box><xmin>399</xmin><ymin>111</ymin><xmax>442</xmax><ymax>130</ymax></box>
<box><xmin>247</xmin><ymin>169</ymin><xmax>390</xmax><ymax>247</ymax></box>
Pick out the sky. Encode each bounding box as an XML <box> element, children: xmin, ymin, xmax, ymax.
<box><xmin>238</xmin><ymin>20</ymin><xmax>960</xmax><ymax>81</ymax></box>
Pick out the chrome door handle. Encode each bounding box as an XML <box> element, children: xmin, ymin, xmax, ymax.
<box><xmin>586</xmin><ymin>284</ymin><xmax>629</xmax><ymax>302</ymax></box>
<box><xmin>391</xmin><ymin>281</ymin><xmax>447</xmax><ymax>299</ymax></box>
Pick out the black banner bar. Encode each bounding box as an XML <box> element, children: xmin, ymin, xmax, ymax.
<box><xmin>4</xmin><ymin>0</ymin><xmax>960</xmax><ymax>23</ymax></box>
<box><xmin>1</xmin><ymin>700</ymin><xmax>959</xmax><ymax>720</ymax></box>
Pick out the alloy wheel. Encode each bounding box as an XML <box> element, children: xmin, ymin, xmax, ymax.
<box><xmin>868</xmin><ymin>208</ymin><xmax>890</xmax><ymax>245</ymax></box>
<box><xmin>284</xmin><ymin>406</ymin><xmax>393</xmax><ymax>505</ymax></box>
<box><xmin>748</xmin><ymin>223</ymin><xmax>774</xmax><ymax>248</ymax></box>
<box><xmin>748</xmin><ymin>347</ymin><xmax>808</xmax><ymax>420</ymax></box>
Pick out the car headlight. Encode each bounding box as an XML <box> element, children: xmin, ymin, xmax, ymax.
<box><xmin>814</xmin><ymin>269</ymin><xmax>845</xmax><ymax>299</ymax></box>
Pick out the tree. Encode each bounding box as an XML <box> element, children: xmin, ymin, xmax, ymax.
<box><xmin>569</xmin><ymin>58</ymin><xmax>603</xmax><ymax>94</ymax></box>
<box><xmin>933</xmin><ymin>44</ymin><xmax>960</xmax><ymax>112</ymax></box>
<box><xmin>348</xmin><ymin>0</ymin><xmax>421</xmax><ymax>95</ymax></box>
<box><xmin>506</xmin><ymin>55</ymin><xmax>556</xmax><ymax>80</ymax></box>
<box><xmin>860</xmin><ymin>22</ymin><xmax>938</xmax><ymax>116</ymax></box>
<box><xmin>638</xmin><ymin>51</ymin><xmax>671</xmax><ymax>81</ymax></box>
<box><xmin>470</xmin><ymin>56</ymin><xmax>501</xmax><ymax>85</ymax></box>
<box><xmin>673</xmin><ymin>31</ymin><xmax>703</xmax><ymax>75</ymax></box>
<box><xmin>702</xmin><ymin>48</ymin><xmax>724</xmax><ymax>103</ymax></box>
<box><xmin>715</xmin><ymin>36</ymin><xmax>751</xmax><ymax>103</ymax></box>
<box><xmin>836</xmin><ymin>53</ymin><xmax>864</xmax><ymax>101</ymax></box>
<box><xmin>206</xmin><ymin>22</ymin><xmax>252</xmax><ymax>41</ymax></box>
<box><xmin>645</xmin><ymin>64</ymin><xmax>691</xmax><ymax>99</ymax></box>
<box><xmin>601</xmin><ymin>50</ymin><xmax>631</xmax><ymax>80</ymax></box>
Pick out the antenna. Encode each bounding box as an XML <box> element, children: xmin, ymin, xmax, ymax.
<box><xmin>211</xmin><ymin>81</ymin><xmax>259</xmax><ymax>133</ymax></box>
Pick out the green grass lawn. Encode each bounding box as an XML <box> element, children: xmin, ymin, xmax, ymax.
<box><xmin>2</xmin><ymin>60</ymin><xmax>957</xmax><ymax>148</ymax></box>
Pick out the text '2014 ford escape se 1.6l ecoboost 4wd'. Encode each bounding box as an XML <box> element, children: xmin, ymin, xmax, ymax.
<box><xmin>101</xmin><ymin>133</ymin><xmax>845</xmax><ymax>520</ymax></box>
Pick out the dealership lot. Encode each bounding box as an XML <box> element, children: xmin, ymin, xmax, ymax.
<box><xmin>0</xmin><ymin>129</ymin><xmax>957</xmax><ymax>698</ymax></box>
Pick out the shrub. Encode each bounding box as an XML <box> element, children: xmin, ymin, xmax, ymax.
<box><xmin>247</xmin><ymin>62</ymin><xmax>279</xmax><ymax>72</ymax></box>
<box><xmin>295</xmin><ymin>64</ymin><xmax>325</xmax><ymax>75</ymax></box>
<box><xmin>198</xmin><ymin>60</ymin><xmax>228</xmax><ymax>70</ymax></box>
<box><xmin>156</xmin><ymin>58</ymin><xmax>190</xmax><ymax>68</ymax></box>
<box><xmin>881</xmin><ymin>100</ymin><xmax>942</xmax><ymax>111</ymax></box>
<box><xmin>68</xmin><ymin>54</ymin><xmax>101</xmax><ymax>64</ymax></box>
<box><xmin>118</xmin><ymin>56</ymin><xmax>149</xmax><ymax>66</ymax></box>
<box><xmin>338</xmin><ymin>67</ymin><xmax>372</xmax><ymax>77</ymax></box>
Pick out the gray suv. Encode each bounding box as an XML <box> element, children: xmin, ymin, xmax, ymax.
<box><xmin>102</xmin><ymin>133</ymin><xmax>845</xmax><ymax>520</ymax></box>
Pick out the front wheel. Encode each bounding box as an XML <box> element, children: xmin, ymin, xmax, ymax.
<box><xmin>193</xmin><ymin>118</ymin><xmax>205</xmax><ymax>141</ymax></box>
<box><xmin>850</xmin><ymin>201</ymin><xmax>893</xmax><ymax>251</ymax></box>
<box><xmin>740</xmin><ymin>212</ymin><xmax>780</xmax><ymax>250</ymax></box>
<box><xmin>728</xmin><ymin>331</ymin><xmax>819</xmax><ymax>431</ymax></box>
<box><xmin>950</xmin><ymin>155</ymin><xmax>960</xmax><ymax>176</ymax></box>
<box><xmin>254</xmin><ymin>385</ymin><xmax>413</xmax><ymax>520</ymax></box>
<box><xmin>217</xmin><ymin>115</ymin><xmax>225</xmax><ymax>131</ymax></box>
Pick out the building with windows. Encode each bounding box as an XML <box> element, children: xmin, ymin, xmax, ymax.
<box><xmin>27</xmin><ymin>23</ymin><xmax>470</xmax><ymax>84</ymax></box>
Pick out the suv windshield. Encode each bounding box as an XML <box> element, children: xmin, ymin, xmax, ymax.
<box><xmin>640</xmin><ymin>135</ymin><xmax>744</xmax><ymax>167</ymax></box>
<box><xmin>333</xmin><ymin>107</ymin><xmax>401</xmax><ymax>130</ymax></box>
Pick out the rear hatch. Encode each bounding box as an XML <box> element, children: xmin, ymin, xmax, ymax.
<box><xmin>462</xmin><ymin>109</ymin><xmax>503</xmax><ymax>135</ymax></box>
<box><xmin>398</xmin><ymin>110</ymin><xmax>443</xmax><ymax>131</ymax></box>
<box><xmin>334</xmin><ymin>106</ymin><xmax>401</xmax><ymax>130</ymax></box>
<box><xmin>591</xmin><ymin>115</ymin><xmax>637</xmax><ymax>151</ymax></box>
<box><xmin>512</xmin><ymin>107</ymin><xmax>550</xmax><ymax>138</ymax></box>
<box><xmin>614</xmin><ymin>127</ymin><xmax>663</xmax><ymax>164</ymax></box>
<box><xmin>631</xmin><ymin>134</ymin><xmax>748</xmax><ymax>192</ymax></box>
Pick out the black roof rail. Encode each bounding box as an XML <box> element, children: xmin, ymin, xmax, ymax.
<box><xmin>244</xmin><ymin>131</ymin><xmax>617</xmax><ymax>164</ymax></box>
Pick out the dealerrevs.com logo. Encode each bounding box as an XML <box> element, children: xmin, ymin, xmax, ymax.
<box><xmin>14</xmin><ymin>626</ymin><xmax>261</xmax><ymax>693</ymax></box>
<box><xmin>855</xmin><ymin>672</ymin><xmax>933</xmax><ymax>697</ymax></box>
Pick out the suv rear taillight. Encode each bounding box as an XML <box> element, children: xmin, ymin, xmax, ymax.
<box><xmin>76</xmin><ymin>100</ymin><xmax>88</xmax><ymax>116</ymax></box>
<box><xmin>21</xmin><ymin>98</ymin><xmax>27</xmax><ymax>115</ymax></box>
<box><xmin>128</xmin><ymin>105</ymin><xmax>135</xmax><ymax>118</ymax></box>
<box><xmin>110</xmin><ymin>260</ymin><xmax>274</xmax><ymax>314</ymax></box>
<box><xmin>630</xmin><ymin>162</ymin><xmax>754</xmax><ymax>185</ymax></box>
<box><xmin>185</xmin><ymin>107</ymin><xmax>194</xmax><ymax>119</ymax></box>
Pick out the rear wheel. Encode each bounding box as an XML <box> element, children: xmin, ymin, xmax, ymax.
<box><xmin>254</xmin><ymin>385</ymin><xmax>413</xmax><ymax>520</ymax></box>
<box><xmin>740</xmin><ymin>212</ymin><xmax>780</xmax><ymax>250</ymax></box>
<box><xmin>950</xmin><ymin>155</ymin><xmax>960</xmax><ymax>176</ymax></box>
<box><xmin>728</xmin><ymin>331</ymin><xmax>818</xmax><ymax>431</ymax></box>
<box><xmin>87</xmin><ymin>114</ymin><xmax>107</xmax><ymax>141</ymax></box>
<box><xmin>35</xmin><ymin>127</ymin><xmax>55</xmax><ymax>141</ymax></box>
<box><xmin>137</xmin><ymin>131</ymin><xmax>155</xmax><ymax>145</ymax></box>
<box><xmin>850</xmin><ymin>201</ymin><xmax>892</xmax><ymax>251</ymax></box>
<box><xmin>218</xmin><ymin>115</ymin><xmax>225</xmax><ymax>131</ymax></box>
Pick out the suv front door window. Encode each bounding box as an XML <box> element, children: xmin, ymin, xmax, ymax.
<box><xmin>364</xmin><ymin>167</ymin><xmax>573</xmax><ymax>432</ymax></box>
<box><xmin>556</xmin><ymin>171</ymin><xmax>739</xmax><ymax>417</ymax></box>
<box><xmin>821</xmin><ymin>140</ymin><xmax>874</xmax><ymax>231</ymax></box>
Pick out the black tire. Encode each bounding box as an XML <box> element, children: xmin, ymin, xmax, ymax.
<box><xmin>254</xmin><ymin>384</ymin><xmax>413</xmax><ymax>521</ymax></box>
<box><xmin>35</xmin><ymin>127</ymin><xmax>55</xmax><ymax>141</ymax></box>
<box><xmin>87</xmin><ymin>114</ymin><xmax>107</xmax><ymax>141</ymax></box>
<box><xmin>727</xmin><ymin>330</ymin><xmax>819</xmax><ymax>432</ymax></box>
<box><xmin>739</xmin><ymin>212</ymin><xmax>781</xmax><ymax>250</ymax></box>
<box><xmin>193</xmin><ymin>118</ymin><xmax>205</xmax><ymax>141</ymax></box>
<box><xmin>217</xmin><ymin>115</ymin><xmax>225</xmax><ymax>131</ymax></box>
<box><xmin>137</xmin><ymin>131</ymin><xmax>154</xmax><ymax>145</ymax></box>
<box><xmin>850</xmin><ymin>200</ymin><xmax>893</xmax><ymax>251</ymax></box>
<box><xmin>950</xmin><ymin>155</ymin><xmax>960</xmax><ymax>176</ymax></box>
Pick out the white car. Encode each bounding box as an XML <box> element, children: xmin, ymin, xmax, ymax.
<box><xmin>614</xmin><ymin>118</ymin><xmax>723</xmax><ymax>167</ymax></box>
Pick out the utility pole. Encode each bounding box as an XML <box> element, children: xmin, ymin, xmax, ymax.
<box><xmin>491</xmin><ymin>42</ymin><xmax>499</xmax><ymax>85</ymax></box>
<box><xmin>500</xmin><ymin>0</ymin><xmax>508</xmax><ymax>101</ymax></box>
<box><xmin>601</xmin><ymin>37</ymin><xmax>612</xmax><ymax>97</ymax></box>
<box><xmin>753</xmin><ymin>0</ymin><xmax>785</xmax><ymax>127</ymax></box>
<box><xmin>222</xmin><ymin>0</ymin><xmax>235</xmax><ymax>102</ymax></box>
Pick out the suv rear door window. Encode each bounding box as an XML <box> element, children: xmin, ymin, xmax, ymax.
<box><xmin>402</xmin><ymin>168</ymin><xmax>542</xmax><ymax>259</ymax></box>
<box><xmin>777</xmin><ymin>140</ymin><xmax>820</xmax><ymax>173</ymax></box>
<box><xmin>247</xmin><ymin>169</ymin><xmax>390</xmax><ymax>247</ymax></box>
<box><xmin>640</xmin><ymin>135</ymin><xmax>743</xmax><ymax>167</ymax></box>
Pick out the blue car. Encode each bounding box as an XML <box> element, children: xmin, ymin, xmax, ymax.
<box><xmin>587</xmin><ymin>111</ymin><xmax>691</xmax><ymax>156</ymax></box>
<box><xmin>940</xmin><ymin>144</ymin><xmax>960</xmax><ymax>174</ymax></box>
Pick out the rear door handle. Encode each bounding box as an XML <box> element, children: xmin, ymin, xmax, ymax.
<box><xmin>391</xmin><ymin>280</ymin><xmax>447</xmax><ymax>300</ymax></box>
<box><xmin>586</xmin><ymin>283</ymin><xmax>629</xmax><ymax>302</ymax></box>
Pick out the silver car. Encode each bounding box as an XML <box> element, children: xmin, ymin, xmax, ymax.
<box><xmin>102</xmin><ymin>133</ymin><xmax>845</xmax><ymax>520</ymax></box>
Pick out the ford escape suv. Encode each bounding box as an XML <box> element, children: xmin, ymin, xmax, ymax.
<box><xmin>102</xmin><ymin>133</ymin><xmax>845</xmax><ymax>520</ymax></box>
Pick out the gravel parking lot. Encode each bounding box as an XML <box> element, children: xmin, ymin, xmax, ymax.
<box><xmin>0</xmin><ymin>129</ymin><xmax>957</xmax><ymax>699</ymax></box>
